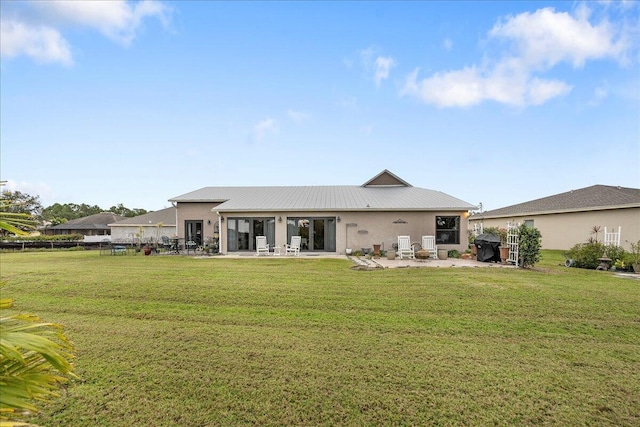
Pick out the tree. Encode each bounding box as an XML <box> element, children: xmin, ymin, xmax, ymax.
<box><xmin>107</xmin><ymin>204</ymin><xmax>148</xmax><ymax>217</ymax></box>
<box><xmin>518</xmin><ymin>224</ymin><xmax>542</xmax><ymax>268</ymax></box>
<box><xmin>1</xmin><ymin>191</ymin><xmax>43</xmax><ymax>235</ymax></box>
<box><xmin>41</xmin><ymin>203</ymin><xmax>102</xmax><ymax>224</ymax></box>
<box><xmin>0</xmin><ymin>199</ymin><xmax>37</xmax><ymax>236</ymax></box>
<box><xmin>0</xmin><ymin>283</ymin><xmax>77</xmax><ymax>422</ymax></box>
<box><xmin>0</xmin><ymin>212</ymin><xmax>76</xmax><ymax>423</ymax></box>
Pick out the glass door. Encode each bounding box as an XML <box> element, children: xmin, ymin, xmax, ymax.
<box><xmin>287</xmin><ymin>217</ymin><xmax>336</xmax><ymax>252</ymax></box>
<box><xmin>185</xmin><ymin>220</ymin><xmax>203</xmax><ymax>245</ymax></box>
<box><xmin>313</xmin><ymin>219</ymin><xmax>324</xmax><ymax>250</ymax></box>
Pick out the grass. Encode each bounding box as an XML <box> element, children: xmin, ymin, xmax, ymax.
<box><xmin>1</xmin><ymin>250</ymin><xmax>639</xmax><ymax>426</ymax></box>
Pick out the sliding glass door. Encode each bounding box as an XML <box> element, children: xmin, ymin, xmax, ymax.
<box><xmin>227</xmin><ymin>217</ymin><xmax>275</xmax><ymax>252</ymax></box>
<box><xmin>287</xmin><ymin>217</ymin><xmax>336</xmax><ymax>252</ymax></box>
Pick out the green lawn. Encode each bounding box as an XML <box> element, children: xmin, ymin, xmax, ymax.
<box><xmin>1</xmin><ymin>250</ymin><xmax>639</xmax><ymax>426</ymax></box>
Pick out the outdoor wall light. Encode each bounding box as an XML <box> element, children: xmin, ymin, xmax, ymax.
<box><xmin>278</xmin><ymin>216</ymin><xmax>282</xmax><ymax>223</ymax></box>
<box><xmin>337</xmin><ymin>216</ymin><xmax>341</xmax><ymax>222</ymax></box>
<box><xmin>220</xmin><ymin>217</ymin><xmax>225</xmax><ymax>222</ymax></box>
<box><xmin>207</xmin><ymin>219</ymin><xmax>211</xmax><ymax>225</ymax></box>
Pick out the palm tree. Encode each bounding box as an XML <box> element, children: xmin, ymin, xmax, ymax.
<box><xmin>0</xmin><ymin>203</ymin><xmax>77</xmax><ymax>423</ymax></box>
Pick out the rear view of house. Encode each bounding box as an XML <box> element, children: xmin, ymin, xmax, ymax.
<box><xmin>168</xmin><ymin>170</ymin><xmax>476</xmax><ymax>255</ymax></box>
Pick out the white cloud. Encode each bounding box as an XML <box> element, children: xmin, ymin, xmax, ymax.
<box><xmin>358</xmin><ymin>47</ymin><xmax>396</xmax><ymax>87</ymax></box>
<box><xmin>287</xmin><ymin>109</ymin><xmax>310</xmax><ymax>122</ymax></box>
<box><xmin>443</xmin><ymin>37</ymin><xmax>453</xmax><ymax>51</ymax></box>
<box><xmin>588</xmin><ymin>83</ymin><xmax>610</xmax><ymax>106</ymax></box>
<box><xmin>374</xmin><ymin>56</ymin><xmax>396</xmax><ymax>87</ymax></box>
<box><xmin>489</xmin><ymin>7</ymin><xmax>627</xmax><ymax>69</ymax></box>
<box><xmin>33</xmin><ymin>0</ymin><xmax>171</xmax><ymax>46</ymax></box>
<box><xmin>0</xmin><ymin>19</ymin><xmax>72</xmax><ymax>65</ymax></box>
<box><xmin>0</xmin><ymin>0</ymin><xmax>170</xmax><ymax>65</ymax></box>
<box><xmin>3</xmin><ymin>180</ymin><xmax>56</xmax><ymax>204</ymax></box>
<box><xmin>252</xmin><ymin>118</ymin><xmax>279</xmax><ymax>142</ymax></box>
<box><xmin>402</xmin><ymin>5</ymin><xmax>631</xmax><ymax>108</ymax></box>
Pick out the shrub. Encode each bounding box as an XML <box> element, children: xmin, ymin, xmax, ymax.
<box><xmin>565</xmin><ymin>242</ymin><xmax>605</xmax><ymax>269</ymax></box>
<box><xmin>3</xmin><ymin>234</ymin><xmax>84</xmax><ymax>242</ymax></box>
<box><xmin>447</xmin><ymin>249</ymin><xmax>461</xmax><ymax>258</ymax></box>
<box><xmin>484</xmin><ymin>227</ymin><xmax>507</xmax><ymax>245</ymax></box>
<box><xmin>518</xmin><ymin>224</ymin><xmax>541</xmax><ymax>268</ymax></box>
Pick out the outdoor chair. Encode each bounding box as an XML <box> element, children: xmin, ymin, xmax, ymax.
<box><xmin>160</xmin><ymin>236</ymin><xmax>172</xmax><ymax>252</ymax></box>
<box><xmin>421</xmin><ymin>235</ymin><xmax>438</xmax><ymax>259</ymax></box>
<box><xmin>285</xmin><ymin>236</ymin><xmax>301</xmax><ymax>256</ymax></box>
<box><xmin>186</xmin><ymin>240</ymin><xmax>198</xmax><ymax>254</ymax></box>
<box><xmin>255</xmin><ymin>236</ymin><xmax>269</xmax><ymax>256</ymax></box>
<box><xmin>397</xmin><ymin>235</ymin><xmax>415</xmax><ymax>259</ymax></box>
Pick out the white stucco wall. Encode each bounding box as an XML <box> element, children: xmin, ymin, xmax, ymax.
<box><xmin>110</xmin><ymin>225</ymin><xmax>177</xmax><ymax>243</ymax></box>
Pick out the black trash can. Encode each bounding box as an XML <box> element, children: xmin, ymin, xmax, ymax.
<box><xmin>475</xmin><ymin>234</ymin><xmax>501</xmax><ymax>263</ymax></box>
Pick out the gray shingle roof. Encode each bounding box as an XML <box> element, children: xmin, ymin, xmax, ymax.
<box><xmin>48</xmin><ymin>212</ymin><xmax>126</xmax><ymax>230</ymax></box>
<box><xmin>477</xmin><ymin>185</ymin><xmax>640</xmax><ymax>218</ymax></box>
<box><xmin>109</xmin><ymin>207</ymin><xmax>176</xmax><ymax>226</ymax></box>
<box><xmin>170</xmin><ymin>186</ymin><xmax>475</xmax><ymax>212</ymax></box>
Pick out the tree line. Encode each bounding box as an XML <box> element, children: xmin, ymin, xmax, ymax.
<box><xmin>1</xmin><ymin>190</ymin><xmax>149</xmax><ymax>227</ymax></box>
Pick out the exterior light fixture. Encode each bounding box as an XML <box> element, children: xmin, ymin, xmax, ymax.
<box><xmin>337</xmin><ymin>216</ymin><xmax>341</xmax><ymax>222</ymax></box>
<box><xmin>207</xmin><ymin>219</ymin><xmax>211</xmax><ymax>225</ymax></box>
<box><xmin>278</xmin><ymin>216</ymin><xmax>282</xmax><ymax>223</ymax></box>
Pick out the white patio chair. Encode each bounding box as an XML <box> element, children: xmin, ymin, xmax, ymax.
<box><xmin>285</xmin><ymin>235</ymin><xmax>301</xmax><ymax>256</ymax></box>
<box><xmin>603</xmin><ymin>226</ymin><xmax>621</xmax><ymax>247</ymax></box>
<box><xmin>397</xmin><ymin>235</ymin><xmax>415</xmax><ymax>259</ymax></box>
<box><xmin>255</xmin><ymin>236</ymin><xmax>269</xmax><ymax>256</ymax></box>
<box><xmin>421</xmin><ymin>235</ymin><xmax>438</xmax><ymax>259</ymax></box>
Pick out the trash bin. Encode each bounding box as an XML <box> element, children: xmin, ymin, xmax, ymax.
<box><xmin>475</xmin><ymin>234</ymin><xmax>501</xmax><ymax>263</ymax></box>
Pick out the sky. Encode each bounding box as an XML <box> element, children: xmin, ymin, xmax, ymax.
<box><xmin>1</xmin><ymin>0</ymin><xmax>639</xmax><ymax>213</ymax></box>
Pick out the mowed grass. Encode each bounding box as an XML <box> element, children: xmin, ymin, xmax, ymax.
<box><xmin>1</xmin><ymin>251</ymin><xmax>639</xmax><ymax>426</ymax></box>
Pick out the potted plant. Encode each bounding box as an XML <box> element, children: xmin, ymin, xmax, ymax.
<box><xmin>468</xmin><ymin>232</ymin><xmax>477</xmax><ymax>258</ymax></box>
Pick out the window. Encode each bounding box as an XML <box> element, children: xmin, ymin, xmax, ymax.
<box><xmin>436</xmin><ymin>216</ymin><xmax>460</xmax><ymax>244</ymax></box>
<box><xmin>524</xmin><ymin>220</ymin><xmax>534</xmax><ymax>228</ymax></box>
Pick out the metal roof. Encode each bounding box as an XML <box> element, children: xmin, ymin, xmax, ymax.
<box><xmin>476</xmin><ymin>185</ymin><xmax>640</xmax><ymax>218</ymax></box>
<box><xmin>169</xmin><ymin>185</ymin><xmax>475</xmax><ymax>212</ymax></box>
<box><xmin>109</xmin><ymin>207</ymin><xmax>176</xmax><ymax>226</ymax></box>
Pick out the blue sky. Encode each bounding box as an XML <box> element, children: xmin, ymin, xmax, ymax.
<box><xmin>1</xmin><ymin>1</ymin><xmax>638</xmax><ymax>212</ymax></box>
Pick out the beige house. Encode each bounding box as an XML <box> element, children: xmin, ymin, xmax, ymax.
<box><xmin>109</xmin><ymin>207</ymin><xmax>176</xmax><ymax>243</ymax></box>
<box><xmin>168</xmin><ymin>170</ymin><xmax>476</xmax><ymax>255</ymax></box>
<box><xmin>469</xmin><ymin>185</ymin><xmax>640</xmax><ymax>251</ymax></box>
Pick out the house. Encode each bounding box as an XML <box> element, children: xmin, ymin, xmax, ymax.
<box><xmin>469</xmin><ymin>185</ymin><xmax>640</xmax><ymax>251</ymax></box>
<box><xmin>44</xmin><ymin>212</ymin><xmax>125</xmax><ymax>240</ymax></box>
<box><xmin>109</xmin><ymin>207</ymin><xmax>177</xmax><ymax>243</ymax></box>
<box><xmin>168</xmin><ymin>170</ymin><xmax>476</xmax><ymax>255</ymax></box>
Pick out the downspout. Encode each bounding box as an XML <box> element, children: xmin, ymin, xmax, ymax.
<box><xmin>171</xmin><ymin>202</ymin><xmax>178</xmax><ymax>238</ymax></box>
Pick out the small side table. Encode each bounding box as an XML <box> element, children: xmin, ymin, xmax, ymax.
<box><xmin>273</xmin><ymin>246</ymin><xmax>282</xmax><ymax>256</ymax></box>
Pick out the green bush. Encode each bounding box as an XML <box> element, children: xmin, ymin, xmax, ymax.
<box><xmin>447</xmin><ymin>249</ymin><xmax>461</xmax><ymax>258</ymax></box>
<box><xmin>3</xmin><ymin>234</ymin><xmax>84</xmax><ymax>242</ymax></box>
<box><xmin>518</xmin><ymin>224</ymin><xmax>541</xmax><ymax>268</ymax></box>
<box><xmin>565</xmin><ymin>242</ymin><xmax>605</xmax><ymax>269</ymax></box>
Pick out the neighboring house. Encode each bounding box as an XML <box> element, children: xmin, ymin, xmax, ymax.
<box><xmin>109</xmin><ymin>207</ymin><xmax>177</xmax><ymax>243</ymax></box>
<box><xmin>44</xmin><ymin>212</ymin><xmax>125</xmax><ymax>240</ymax></box>
<box><xmin>469</xmin><ymin>185</ymin><xmax>640</xmax><ymax>251</ymax></box>
<box><xmin>168</xmin><ymin>169</ymin><xmax>476</xmax><ymax>255</ymax></box>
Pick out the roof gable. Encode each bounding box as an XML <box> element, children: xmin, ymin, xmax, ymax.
<box><xmin>362</xmin><ymin>169</ymin><xmax>412</xmax><ymax>187</ymax></box>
